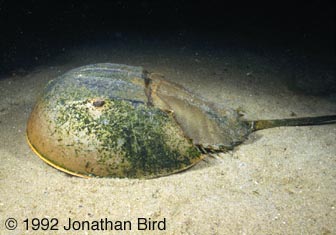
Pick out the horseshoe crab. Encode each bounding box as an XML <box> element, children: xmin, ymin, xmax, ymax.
<box><xmin>26</xmin><ymin>63</ymin><xmax>336</xmax><ymax>178</ymax></box>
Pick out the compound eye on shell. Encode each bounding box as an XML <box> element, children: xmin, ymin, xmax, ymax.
<box><xmin>92</xmin><ymin>99</ymin><xmax>105</xmax><ymax>107</ymax></box>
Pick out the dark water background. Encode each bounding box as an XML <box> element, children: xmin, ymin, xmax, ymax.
<box><xmin>0</xmin><ymin>1</ymin><xmax>334</xmax><ymax>95</ymax></box>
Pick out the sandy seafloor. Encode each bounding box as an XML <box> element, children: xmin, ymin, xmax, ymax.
<box><xmin>1</xmin><ymin>35</ymin><xmax>335</xmax><ymax>235</ymax></box>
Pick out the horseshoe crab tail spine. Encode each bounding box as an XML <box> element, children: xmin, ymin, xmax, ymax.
<box><xmin>248</xmin><ymin>115</ymin><xmax>336</xmax><ymax>131</ymax></box>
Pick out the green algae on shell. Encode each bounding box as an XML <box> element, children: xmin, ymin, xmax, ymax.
<box><xmin>26</xmin><ymin>63</ymin><xmax>336</xmax><ymax>178</ymax></box>
<box><xmin>55</xmin><ymin>98</ymin><xmax>200</xmax><ymax>178</ymax></box>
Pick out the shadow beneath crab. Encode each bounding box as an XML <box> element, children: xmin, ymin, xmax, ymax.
<box><xmin>177</xmin><ymin>157</ymin><xmax>216</xmax><ymax>176</ymax></box>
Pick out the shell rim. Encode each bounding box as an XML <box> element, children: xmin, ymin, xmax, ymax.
<box><xmin>26</xmin><ymin>134</ymin><xmax>90</xmax><ymax>179</ymax></box>
<box><xmin>26</xmin><ymin>133</ymin><xmax>206</xmax><ymax>179</ymax></box>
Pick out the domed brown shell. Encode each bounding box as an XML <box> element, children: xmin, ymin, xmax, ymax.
<box><xmin>27</xmin><ymin>63</ymin><xmax>251</xmax><ymax>178</ymax></box>
<box><xmin>27</xmin><ymin>64</ymin><xmax>201</xmax><ymax>178</ymax></box>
